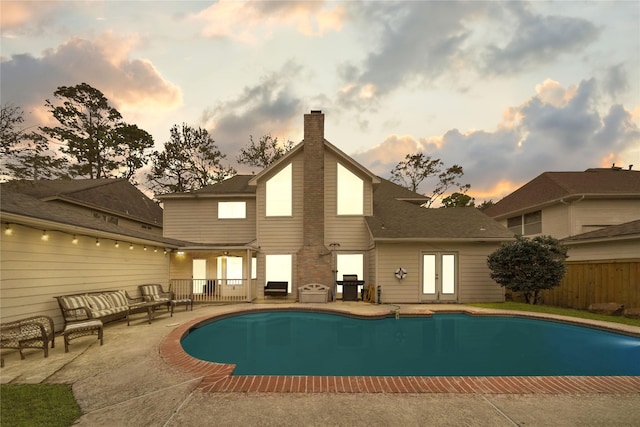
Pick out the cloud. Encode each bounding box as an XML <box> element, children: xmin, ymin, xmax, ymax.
<box><xmin>193</xmin><ymin>0</ymin><xmax>346</xmax><ymax>43</ymax></box>
<box><xmin>200</xmin><ymin>62</ymin><xmax>305</xmax><ymax>163</ymax></box>
<box><xmin>1</xmin><ymin>33</ymin><xmax>182</xmax><ymax>122</ymax></box>
<box><xmin>603</xmin><ymin>64</ymin><xmax>630</xmax><ymax>100</ymax></box>
<box><xmin>483</xmin><ymin>2</ymin><xmax>599</xmax><ymax>74</ymax></box>
<box><xmin>0</xmin><ymin>1</ymin><xmax>63</xmax><ymax>35</ymax></box>
<box><xmin>336</xmin><ymin>2</ymin><xmax>491</xmax><ymax>110</ymax></box>
<box><xmin>352</xmin><ymin>78</ymin><xmax>639</xmax><ymax>201</ymax></box>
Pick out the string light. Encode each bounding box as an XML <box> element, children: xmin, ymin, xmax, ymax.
<box><xmin>143</xmin><ymin>246</ymin><xmax>147</xmax><ymax>251</ymax></box>
<box><xmin>4</xmin><ymin>224</ymin><xmax>12</xmax><ymax>236</ymax></box>
<box><xmin>72</xmin><ymin>235</ymin><xmax>78</xmax><ymax>244</ymax></box>
<box><xmin>115</xmin><ymin>241</ymin><xmax>120</xmax><ymax>248</ymax></box>
<box><xmin>154</xmin><ymin>247</ymin><xmax>158</xmax><ymax>253</ymax></box>
<box><xmin>41</xmin><ymin>230</ymin><xmax>49</xmax><ymax>241</ymax></box>
<box><xmin>129</xmin><ymin>243</ymin><xmax>134</xmax><ymax>250</ymax></box>
<box><xmin>95</xmin><ymin>238</ymin><xmax>100</xmax><ymax>246</ymax></box>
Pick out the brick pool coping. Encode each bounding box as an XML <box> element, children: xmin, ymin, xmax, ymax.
<box><xmin>159</xmin><ymin>307</ymin><xmax>640</xmax><ymax>394</ymax></box>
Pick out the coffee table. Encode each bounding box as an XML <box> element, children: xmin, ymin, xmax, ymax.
<box><xmin>127</xmin><ymin>301</ymin><xmax>168</xmax><ymax>325</ymax></box>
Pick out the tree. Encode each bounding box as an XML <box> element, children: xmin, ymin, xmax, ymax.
<box><xmin>5</xmin><ymin>131</ymin><xmax>69</xmax><ymax>180</ymax></box>
<box><xmin>1</xmin><ymin>104</ymin><xmax>68</xmax><ymax>179</ymax></box>
<box><xmin>476</xmin><ymin>200</ymin><xmax>495</xmax><ymax>212</ymax></box>
<box><xmin>40</xmin><ymin>83</ymin><xmax>153</xmax><ymax>179</ymax></box>
<box><xmin>390</xmin><ymin>152</ymin><xmax>470</xmax><ymax>207</ymax></box>
<box><xmin>441</xmin><ymin>192</ymin><xmax>475</xmax><ymax>208</ymax></box>
<box><xmin>1</xmin><ymin>104</ymin><xmax>25</xmax><ymax>157</ymax></box>
<box><xmin>147</xmin><ymin>123</ymin><xmax>236</xmax><ymax>193</ymax></box>
<box><xmin>237</xmin><ymin>134</ymin><xmax>294</xmax><ymax>169</ymax></box>
<box><xmin>487</xmin><ymin>235</ymin><xmax>568</xmax><ymax>304</ymax></box>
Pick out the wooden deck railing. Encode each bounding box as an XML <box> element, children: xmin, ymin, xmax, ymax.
<box><xmin>170</xmin><ymin>279</ymin><xmax>254</xmax><ymax>302</ymax></box>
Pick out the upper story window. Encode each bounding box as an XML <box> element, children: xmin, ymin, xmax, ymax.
<box><xmin>507</xmin><ymin>210</ymin><xmax>541</xmax><ymax>235</ymax></box>
<box><xmin>337</xmin><ymin>163</ymin><xmax>363</xmax><ymax>215</ymax></box>
<box><xmin>218</xmin><ymin>201</ymin><xmax>246</xmax><ymax>219</ymax></box>
<box><xmin>266</xmin><ymin>163</ymin><xmax>292</xmax><ymax>216</ymax></box>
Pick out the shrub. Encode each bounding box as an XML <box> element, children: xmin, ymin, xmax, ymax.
<box><xmin>487</xmin><ymin>235</ymin><xmax>568</xmax><ymax>304</ymax></box>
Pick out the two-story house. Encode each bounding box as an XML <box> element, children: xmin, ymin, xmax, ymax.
<box><xmin>484</xmin><ymin>167</ymin><xmax>640</xmax><ymax>309</ymax></box>
<box><xmin>159</xmin><ymin>111</ymin><xmax>514</xmax><ymax>304</ymax></box>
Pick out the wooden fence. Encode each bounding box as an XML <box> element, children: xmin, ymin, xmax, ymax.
<box><xmin>542</xmin><ymin>259</ymin><xmax>640</xmax><ymax>309</ymax></box>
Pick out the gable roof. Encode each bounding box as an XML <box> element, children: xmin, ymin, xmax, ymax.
<box><xmin>485</xmin><ymin>169</ymin><xmax>640</xmax><ymax>219</ymax></box>
<box><xmin>156</xmin><ymin>175</ymin><xmax>256</xmax><ymax>200</ymax></box>
<box><xmin>2</xmin><ymin>179</ymin><xmax>163</xmax><ymax>226</ymax></box>
<box><xmin>562</xmin><ymin>219</ymin><xmax>640</xmax><ymax>244</ymax></box>
<box><xmin>247</xmin><ymin>139</ymin><xmax>381</xmax><ymax>186</ymax></box>
<box><xmin>366</xmin><ymin>179</ymin><xmax>514</xmax><ymax>241</ymax></box>
<box><xmin>0</xmin><ymin>189</ymin><xmax>183</xmax><ymax>247</ymax></box>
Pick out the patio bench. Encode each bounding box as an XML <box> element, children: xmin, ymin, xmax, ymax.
<box><xmin>55</xmin><ymin>290</ymin><xmax>141</xmax><ymax>327</ymax></box>
<box><xmin>264</xmin><ymin>281</ymin><xmax>288</xmax><ymax>297</ymax></box>
<box><xmin>298</xmin><ymin>283</ymin><xmax>330</xmax><ymax>303</ymax></box>
<box><xmin>1</xmin><ymin>315</ymin><xmax>55</xmax><ymax>366</ymax></box>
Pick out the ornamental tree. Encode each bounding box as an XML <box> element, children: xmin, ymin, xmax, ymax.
<box><xmin>487</xmin><ymin>235</ymin><xmax>568</xmax><ymax>304</ymax></box>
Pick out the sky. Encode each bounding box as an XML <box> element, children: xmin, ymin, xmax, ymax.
<box><xmin>1</xmin><ymin>0</ymin><xmax>639</xmax><ymax>202</ymax></box>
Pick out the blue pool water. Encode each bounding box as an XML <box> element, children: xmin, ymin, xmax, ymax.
<box><xmin>181</xmin><ymin>311</ymin><xmax>640</xmax><ymax>376</ymax></box>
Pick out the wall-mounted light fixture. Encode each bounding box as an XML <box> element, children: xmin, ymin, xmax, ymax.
<box><xmin>41</xmin><ymin>230</ymin><xmax>49</xmax><ymax>241</ymax></box>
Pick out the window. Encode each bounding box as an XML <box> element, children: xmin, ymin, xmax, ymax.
<box><xmin>507</xmin><ymin>210</ymin><xmax>541</xmax><ymax>235</ymax></box>
<box><xmin>266</xmin><ymin>164</ymin><xmax>292</xmax><ymax>216</ymax></box>
<box><xmin>265</xmin><ymin>254</ymin><xmax>292</xmax><ymax>293</ymax></box>
<box><xmin>218</xmin><ymin>201</ymin><xmax>246</xmax><ymax>219</ymax></box>
<box><xmin>217</xmin><ymin>256</ymin><xmax>243</xmax><ymax>285</ymax></box>
<box><xmin>336</xmin><ymin>253</ymin><xmax>364</xmax><ymax>293</ymax></box>
<box><xmin>337</xmin><ymin>163</ymin><xmax>363</xmax><ymax>215</ymax></box>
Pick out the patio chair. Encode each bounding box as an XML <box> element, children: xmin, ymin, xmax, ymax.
<box><xmin>1</xmin><ymin>315</ymin><xmax>55</xmax><ymax>365</ymax></box>
<box><xmin>138</xmin><ymin>284</ymin><xmax>193</xmax><ymax>316</ymax></box>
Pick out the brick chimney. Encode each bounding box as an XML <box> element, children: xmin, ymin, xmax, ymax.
<box><xmin>296</xmin><ymin>111</ymin><xmax>333</xmax><ymax>293</ymax></box>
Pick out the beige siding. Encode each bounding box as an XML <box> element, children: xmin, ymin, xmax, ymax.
<box><xmin>255</xmin><ymin>155</ymin><xmax>304</xmax><ymax>251</ymax></box>
<box><xmin>565</xmin><ymin>239</ymin><xmax>640</xmax><ymax>262</ymax></box>
<box><xmin>373</xmin><ymin>242</ymin><xmax>504</xmax><ymax>303</ymax></box>
<box><xmin>163</xmin><ymin>197</ymin><xmax>256</xmax><ymax>243</ymax></box>
<box><xmin>540</xmin><ymin>204</ymin><xmax>569</xmax><ymax>238</ymax></box>
<box><xmin>0</xmin><ymin>224</ymin><xmax>169</xmax><ymax>331</ymax></box>
<box><xmin>324</xmin><ymin>152</ymin><xmax>373</xmax><ymax>250</ymax></box>
<box><xmin>573</xmin><ymin>199</ymin><xmax>640</xmax><ymax>235</ymax></box>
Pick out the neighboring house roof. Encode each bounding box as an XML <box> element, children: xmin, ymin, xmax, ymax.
<box><xmin>366</xmin><ymin>179</ymin><xmax>514</xmax><ymax>241</ymax></box>
<box><xmin>0</xmin><ymin>189</ymin><xmax>184</xmax><ymax>247</ymax></box>
<box><xmin>561</xmin><ymin>219</ymin><xmax>640</xmax><ymax>244</ymax></box>
<box><xmin>484</xmin><ymin>168</ymin><xmax>640</xmax><ymax>219</ymax></box>
<box><xmin>1</xmin><ymin>179</ymin><xmax>163</xmax><ymax>226</ymax></box>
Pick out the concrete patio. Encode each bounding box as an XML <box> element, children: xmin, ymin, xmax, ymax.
<box><xmin>1</xmin><ymin>302</ymin><xmax>639</xmax><ymax>426</ymax></box>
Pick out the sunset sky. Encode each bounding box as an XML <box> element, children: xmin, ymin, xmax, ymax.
<box><xmin>1</xmin><ymin>1</ymin><xmax>638</xmax><ymax>201</ymax></box>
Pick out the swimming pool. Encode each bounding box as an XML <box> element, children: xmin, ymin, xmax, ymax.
<box><xmin>181</xmin><ymin>311</ymin><xmax>640</xmax><ymax>376</ymax></box>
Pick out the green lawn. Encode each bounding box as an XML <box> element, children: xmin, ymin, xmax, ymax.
<box><xmin>0</xmin><ymin>384</ymin><xmax>81</xmax><ymax>427</ymax></box>
<box><xmin>469</xmin><ymin>302</ymin><xmax>640</xmax><ymax>327</ymax></box>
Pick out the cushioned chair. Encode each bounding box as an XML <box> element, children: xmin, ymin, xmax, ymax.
<box><xmin>138</xmin><ymin>284</ymin><xmax>193</xmax><ymax>316</ymax></box>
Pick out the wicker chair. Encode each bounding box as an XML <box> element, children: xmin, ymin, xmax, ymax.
<box><xmin>138</xmin><ymin>284</ymin><xmax>193</xmax><ymax>316</ymax></box>
<box><xmin>1</xmin><ymin>316</ymin><xmax>55</xmax><ymax>366</ymax></box>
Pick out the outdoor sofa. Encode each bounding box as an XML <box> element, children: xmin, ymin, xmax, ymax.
<box><xmin>55</xmin><ymin>290</ymin><xmax>141</xmax><ymax>327</ymax></box>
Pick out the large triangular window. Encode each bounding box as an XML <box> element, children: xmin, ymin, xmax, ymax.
<box><xmin>266</xmin><ymin>164</ymin><xmax>292</xmax><ymax>216</ymax></box>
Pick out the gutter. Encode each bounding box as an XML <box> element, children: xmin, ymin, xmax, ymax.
<box><xmin>0</xmin><ymin>212</ymin><xmax>181</xmax><ymax>248</ymax></box>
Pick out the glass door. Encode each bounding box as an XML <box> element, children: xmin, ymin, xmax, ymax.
<box><xmin>421</xmin><ymin>253</ymin><xmax>457</xmax><ymax>302</ymax></box>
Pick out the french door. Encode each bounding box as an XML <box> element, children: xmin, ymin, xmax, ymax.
<box><xmin>421</xmin><ymin>253</ymin><xmax>457</xmax><ymax>302</ymax></box>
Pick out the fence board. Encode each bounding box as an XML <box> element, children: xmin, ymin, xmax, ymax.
<box><xmin>542</xmin><ymin>259</ymin><xmax>640</xmax><ymax>309</ymax></box>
